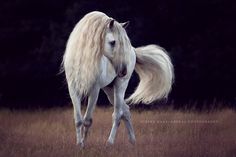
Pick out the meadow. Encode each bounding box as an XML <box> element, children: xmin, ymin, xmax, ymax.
<box><xmin>0</xmin><ymin>106</ymin><xmax>235</xmax><ymax>157</ymax></box>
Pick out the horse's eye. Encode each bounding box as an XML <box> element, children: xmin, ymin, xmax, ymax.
<box><xmin>109</xmin><ymin>40</ymin><xmax>116</xmax><ymax>47</ymax></box>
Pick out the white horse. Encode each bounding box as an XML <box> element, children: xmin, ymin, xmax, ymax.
<box><xmin>62</xmin><ymin>11</ymin><xmax>174</xmax><ymax>147</ymax></box>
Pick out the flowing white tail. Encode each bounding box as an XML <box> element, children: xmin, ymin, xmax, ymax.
<box><xmin>126</xmin><ymin>44</ymin><xmax>174</xmax><ymax>104</ymax></box>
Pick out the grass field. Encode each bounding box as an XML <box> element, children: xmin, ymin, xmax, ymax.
<box><xmin>0</xmin><ymin>107</ymin><xmax>235</xmax><ymax>157</ymax></box>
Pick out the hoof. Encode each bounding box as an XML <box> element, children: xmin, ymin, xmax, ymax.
<box><xmin>106</xmin><ymin>139</ymin><xmax>114</xmax><ymax>146</ymax></box>
<box><xmin>76</xmin><ymin>141</ymin><xmax>85</xmax><ymax>148</ymax></box>
<box><xmin>129</xmin><ymin>137</ymin><xmax>136</xmax><ymax>145</ymax></box>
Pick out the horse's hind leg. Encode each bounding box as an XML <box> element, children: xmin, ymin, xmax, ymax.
<box><xmin>103</xmin><ymin>86</ymin><xmax>114</xmax><ymax>105</ymax></box>
<box><xmin>82</xmin><ymin>86</ymin><xmax>100</xmax><ymax>144</ymax></box>
<box><xmin>68</xmin><ymin>88</ymin><xmax>84</xmax><ymax>147</ymax></box>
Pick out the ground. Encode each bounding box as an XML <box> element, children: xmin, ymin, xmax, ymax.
<box><xmin>0</xmin><ymin>107</ymin><xmax>235</xmax><ymax>157</ymax></box>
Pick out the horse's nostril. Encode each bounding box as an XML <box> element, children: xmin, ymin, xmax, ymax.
<box><xmin>118</xmin><ymin>66</ymin><xmax>127</xmax><ymax>77</ymax></box>
<box><xmin>122</xmin><ymin>67</ymin><xmax>127</xmax><ymax>76</ymax></box>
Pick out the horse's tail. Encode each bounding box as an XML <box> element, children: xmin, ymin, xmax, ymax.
<box><xmin>126</xmin><ymin>44</ymin><xmax>174</xmax><ymax>104</ymax></box>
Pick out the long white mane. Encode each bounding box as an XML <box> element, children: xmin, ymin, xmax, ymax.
<box><xmin>63</xmin><ymin>12</ymin><xmax>111</xmax><ymax>96</ymax></box>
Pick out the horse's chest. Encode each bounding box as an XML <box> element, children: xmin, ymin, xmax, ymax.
<box><xmin>98</xmin><ymin>57</ymin><xmax>116</xmax><ymax>88</ymax></box>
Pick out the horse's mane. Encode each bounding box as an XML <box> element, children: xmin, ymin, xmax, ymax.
<box><xmin>63</xmin><ymin>11</ymin><xmax>111</xmax><ymax>96</ymax></box>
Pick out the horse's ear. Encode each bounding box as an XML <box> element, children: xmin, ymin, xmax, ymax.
<box><xmin>121</xmin><ymin>21</ymin><xmax>130</xmax><ymax>29</ymax></box>
<box><xmin>109</xmin><ymin>19</ymin><xmax>115</xmax><ymax>29</ymax></box>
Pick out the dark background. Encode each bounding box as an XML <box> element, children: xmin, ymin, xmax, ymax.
<box><xmin>0</xmin><ymin>0</ymin><xmax>236</xmax><ymax>108</ymax></box>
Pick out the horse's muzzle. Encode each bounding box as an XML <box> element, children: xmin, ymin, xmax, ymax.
<box><xmin>117</xmin><ymin>64</ymin><xmax>127</xmax><ymax>77</ymax></box>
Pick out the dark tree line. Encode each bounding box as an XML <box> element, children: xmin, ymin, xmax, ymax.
<box><xmin>0</xmin><ymin>0</ymin><xmax>236</xmax><ymax>108</ymax></box>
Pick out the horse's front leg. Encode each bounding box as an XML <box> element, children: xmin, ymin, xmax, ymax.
<box><xmin>68</xmin><ymin>88</ymin><xmax>83</xmax><ymax>147</ymax></box>
<box><xmin>107</xmin><ymin>78</ymin><xmax>136</xmax><ymax>145</ymax></box>
<box><xmin>121</xmin><ymin>103</ymin><xmax>136</xmax><ymax>144</ymax></box>
<box><xmin>82</xmin><ymin>86</ymin><xmax>100</xmax><ymax>144</ymax></box>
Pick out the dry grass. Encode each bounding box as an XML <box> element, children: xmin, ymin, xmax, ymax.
<box><xmin>0</xmin><ymin>107</ymin><xmax>235</xmax><ymax>157</ymax></box>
